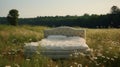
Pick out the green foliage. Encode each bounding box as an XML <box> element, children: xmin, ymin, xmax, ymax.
<box><xmin>7</xmin><ymin>9</ymin><xmax>19</xmax><ymax>26</ymax></box>
<box><xmin>0</xmin><ymin>6</ymin><xmax>119</xmax><ymax>28</ymax></box>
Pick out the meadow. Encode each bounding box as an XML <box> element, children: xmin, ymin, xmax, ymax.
<box><xmin>0</xmin><ymin>25</ymin><xmax>120</xmax><ymax>67</ymax></box>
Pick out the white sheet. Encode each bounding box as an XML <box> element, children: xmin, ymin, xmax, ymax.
<box><xmin>25</xmin><ymin>36</ymin><xmax>89</xmax><ymax>50</ymax></box>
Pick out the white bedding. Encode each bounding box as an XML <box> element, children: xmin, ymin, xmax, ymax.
<box><xmin>25</xmin><ymin>35</ymin><xmax>89</xmax><ymax>50</ymax></box>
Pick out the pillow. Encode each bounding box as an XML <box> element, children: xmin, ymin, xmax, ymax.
<box><xmin>47</xmin><ymin>35</ymin><xmax>67</xmax><ymax>40</ymax></box>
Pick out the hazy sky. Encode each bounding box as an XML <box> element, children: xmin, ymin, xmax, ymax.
<box><xmin>0</xmin><ymin>0</ymin><xmax>120</xmax><ymax>18</ymax></box>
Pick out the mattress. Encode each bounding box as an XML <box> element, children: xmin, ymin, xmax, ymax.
<box><xmin>24</xmin><ymin>35</ymin><xmax>90</xmax><ymax>59</ymax></box>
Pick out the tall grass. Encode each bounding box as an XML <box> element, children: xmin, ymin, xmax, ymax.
<box><xmin>0</xmin><ymin>25</ymin><xmax>49</xmax><ymax>67</ymax></box>
<box><xmin>0</xmin><ymin>25</ymin><xmax>120</xmax><ymax>67</ymax></box>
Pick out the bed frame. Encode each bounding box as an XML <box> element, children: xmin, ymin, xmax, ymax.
<box><xmin>44</xmin><ymin>26</ymin><xmax>86</xmax><ymax>38</ymax></box>
<box><xmin>24</xmin><ymin>26</ymin><xmax>88</xmax><ymax>59</ymax></box>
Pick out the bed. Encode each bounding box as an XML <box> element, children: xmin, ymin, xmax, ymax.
<box><xmin>24</xmin><ymin>27</ymin><xmax>90</xmax><ymax>59</ymax></box>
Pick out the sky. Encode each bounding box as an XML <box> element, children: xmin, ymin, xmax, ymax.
<box><xmin>0</xmin><ymin>0</ymin><xmax>120</xmax><ymax>18</ymax></box>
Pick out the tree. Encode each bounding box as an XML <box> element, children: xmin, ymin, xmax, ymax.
<box><xmin>110</xmin><ymin>6</ymin><xmax>120</xmax><ymax>28</ymax></box>
<box><xmin>111</xmin><ymin>6</ymin><xmax>120</xmax><ymax>14</ymax></box>
<box><xmin>7</xmin><ymin>9</ymin><xmax>19</xmax><ymax>26</ymax></box>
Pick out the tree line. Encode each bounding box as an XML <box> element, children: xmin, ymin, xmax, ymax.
<box><xmin>0</xmin><ymin>6</ymin><xmax>120</xmax><ymax>28</ymax></box>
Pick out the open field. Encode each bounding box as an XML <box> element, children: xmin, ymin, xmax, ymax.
<box><xmin>0</xmin><ymin>25</ymin><xmax>120</xmax><ymax>67</ymax></box>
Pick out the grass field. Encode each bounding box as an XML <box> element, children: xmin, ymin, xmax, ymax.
<box><xmin>0</xmin><ymin>25</ymin><xmax>120</xmax><ymax>67</ymax></box>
